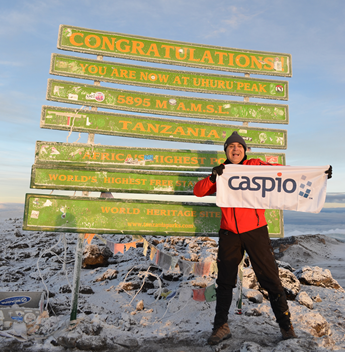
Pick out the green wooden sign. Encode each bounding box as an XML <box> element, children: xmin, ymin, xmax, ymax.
<box><xmin>31</xmin><ymin>165</ymin><xmax>208</xmax><ymax>194</ymax></box>
<box><xmin>41</xmin><ymin>106</ymin><xmax>287</xmax><ymax>149</ymax></box>
<box><xmin>50</xmin><ymin>54</ymin><xmax>288</xmax><ymax>101</ymax></box>
<box><xmin>23</xmin><ymin>194</ymin><xmax>284</xmax><ymax>237</ymax></box>
<box><xmin>57</xmin><ymin>25</ymin><xmax>292</xmax><ymax>77</ymax></box>
<box><xmin>46</xmin><ymin>80</ymin><xmax>289</xmax><ymax>124</ymax></box>
<box><xmin>35</xmin><ymin>141</ymin><xmax>286</xmax><ymax>170</ymax></box>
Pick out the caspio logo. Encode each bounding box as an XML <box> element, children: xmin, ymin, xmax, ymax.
<box><xmin>0</xmin><ymin>296</ymin><xmax>31</xmax><ymax>306</ymax></box>
<box><xmin>228</xmin><ymin>175</ymin><xmax>297</xmax><ymax>198</ymax></box>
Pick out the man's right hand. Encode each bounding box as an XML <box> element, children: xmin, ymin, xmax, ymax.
<box><xmin>209</xmin><ymin>164</ymin><xmax>225</xmax><ymax>183</ymax></box>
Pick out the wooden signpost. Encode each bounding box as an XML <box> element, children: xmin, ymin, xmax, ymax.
<box><xmin>23</xmin><ymin>25</ymin><xmax>292</xmax><ymax>321</ymax></box>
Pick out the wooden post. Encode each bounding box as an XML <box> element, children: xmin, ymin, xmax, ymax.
<box><xmin>70</xmin><ymin>232</ymin><xmax>84</xmax><ymax>321</ymax></box>
<box><xmin>69</xmin><ymin>55</ymin><xmax>103</xmax><ymax>323</ymax></box>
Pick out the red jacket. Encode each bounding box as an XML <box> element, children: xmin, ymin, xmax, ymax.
<box><xmin>193</xmin><ymin>159</ymin><xmax>275</xmax><ymax>234</ymax></box>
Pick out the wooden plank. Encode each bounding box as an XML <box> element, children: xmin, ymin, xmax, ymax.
<box><xmin>50</xmin><ymin>54</ymin><xmax>289</xmax><ymax>101</ymax></box>
<box><xmin>31</xmin><ymin>164</ymin><xmax>208</xmax><ymax>194</ymax></box>
<box><xmin>35</xmin><ymin>141</ymin><xmax>286</xmax><ymax>170</ymax></box>
<box><xmin>23</xmin><ymin>194</ymin><xmax>284</xmax><ymax>237</ymax></box>
<box><xmin>57</xmin><ymin>25</ymin><xmax>292</xmax><ymax>77</ymax></box>
<box><xmin>46</xmin><ymin>79</ymin><xmax>289</xmax><ymax>124</ymax></box>
<box><xmin>41</xmin><ymin>106</ymin><xmax>287</xmax><ymax>149</ymax></box>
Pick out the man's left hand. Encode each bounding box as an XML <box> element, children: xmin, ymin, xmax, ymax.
<box><xmin>325</xmin><ymin>165</ymin><xmax>332</xmax><ymax>179</ymax></box>
<box><xmin>209</xmin><ymin>164</ymin><xmax>225</xmax><ymax>183</ymax></box>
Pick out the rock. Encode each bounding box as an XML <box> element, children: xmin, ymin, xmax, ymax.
<box><xmin>243</xmin><ymin>289</ymin><xmax>263</xmax><ymax>303</ymax></box>
<box><xmin>59</xmin><ymin>285</ymin><xmax>72</xmax><ymax>294</ymax></box>
<box><xmin>271</xmin><ymin>235</ymin><xmax>332</xmax><ymax>260</ymax></box>
<box><xmin>294</xmin><ymin>266</ymin><xmax>344</xmax><ymax>291</ymax></box>
<box><xmin>2</xmin><ymin>270</ymin><xmax>25</xmax><ymax>282</ymax></box>
<box><xmin>57</xmin><ymin>335</ymin><xmax>80</xmax><ymax>348</ymax></box>
<box><xmin>100</xmin><ymin>245</ymin><xmax>113</xmax><ymax>259</ymax></box>
<box><xmin>80</xmin><ymin>286</ymin><xmax>95</xmax><ymax>294</ymax></box>
<box><xmin>121</xmin><ymin>312</ymin><xmax>136</xmax><ymax>327</ymax></box>
<box><xmin>162</xmin><ymin>271</ymin><xmax>183</xmax><ymax>281</ymax></box>
<box><xmin>240</xmin><ymin>341</ymin><xmax>263</xmax><ymax>351</ymax></box>
<box><xmin>83</xmin><ymin>244</ymin><xmax>108</xmax><ymax>268</ymax></box>
<box><xmin>312</xmin><ymin>294</ymin><xmax>323</xmax><ymax>302</ymax></box>
<box><xmin>112</xmin><ymin>336</ymin><xmax>139</xmax><ymax>348</ymax></box>
<box><xmin>8</xmin><ymin>242</ymin><xmax>29</xmax><ymax>249</ymax></box>
<box><xmin>300</xmin><ymin>312</ymin><xmax>331</xmax><ymax>337</ymax></box>
<box><xmin>271</xmin><ymin>339</ymin><xmax>319</xmax><ymax>352</ymax></box>
<box><xmin>79</xmin><ymin>321</ymin><xmax>102</xmax><ymax>336</ymax></box>
<box><xmin>190</xmin><ymin>253</ymin><xmax>199</xmax><ymax>261</ymax></box>
<box><xmin>94</xmin><ymin>268</ymin><xmax>118</xmax><ymax>282</ymax></box>
<box><xmin>244</xmin><ymin>308</ymin><xmax>262</xmax><ymax>317</ymax></box>
<box><xmin>75</xmin><ymin>336</ymin><xmax>107</xmax><ymax>350</ymax></box>
<box><xmin>118</xmin><ymin>281</ymin><xmax>141</xmax><ymax>292</ymax></box>
<box><xmin>297</xmin><ymin>291</ymin><xmax>314</xmax><ymax>309</ymax></box>
<box><xmin>243</xmin><ymin>267</ymin><xmax>300</xmax><ymax>300</ymax></box>
<box><xmin>243</xmin><ymin>268</ymin><xmax>259</xmax><ymax>290</ymax></box>
<box><xmin>59</xmin><ymin>285</ymin><xmax>94</xmax><ymax>294</ymax></box>
<box><xmin>136</xmin><ymin>300</ymin><xmax>144</xmax><ymax>311</ymax></box>
<box><xmin>276</xmin><ymin>260</ymin><xmax>295</xmax><ymax>272</ymax></box>
<box><xmin>14</xmin><ymin>229</ymin><xmax>23</xmax><ymax>237</ymax></box>
<box><xmin>279</xmin><ymin>268</ymin><xmax>300</xmax><ymax>300</ymax></box>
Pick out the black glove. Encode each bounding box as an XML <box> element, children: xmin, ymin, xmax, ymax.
<box><xmin>209</xmin><ymin>164</ymin><xmax>225</xmax><ymax>183</ymax></box>
<box><xmin>325</xmin><ymin>165</ymin><xmax>332</xmax><ymax>179</ymax></box>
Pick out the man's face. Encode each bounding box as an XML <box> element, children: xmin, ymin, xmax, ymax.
<box><xmin>226</xmin><ymin>142</ymin><xmax>245</xmax><ymax>164</ymax></box>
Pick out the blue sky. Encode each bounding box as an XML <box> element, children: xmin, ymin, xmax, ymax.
<box><xmin>1</xmin><ymin>0</ymin><xmax>345</xmax><ymax>204</ymax></box>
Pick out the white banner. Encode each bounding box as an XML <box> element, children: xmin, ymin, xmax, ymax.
<box><xmin>216</xmin><ymin>165</ymin><xmax>329</xmax><ymax>213</ymax></box>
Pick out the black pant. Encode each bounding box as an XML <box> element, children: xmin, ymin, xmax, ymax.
<box><xmin>214</xmin><ymin>226</ymin><xmax>291</xmax><ymax>330</ymax></box>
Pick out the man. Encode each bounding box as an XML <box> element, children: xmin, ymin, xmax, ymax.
<box><xmin>194</xmin><ymin>131</ymin><xmax>332</xmax><ymax>345</ymax></box>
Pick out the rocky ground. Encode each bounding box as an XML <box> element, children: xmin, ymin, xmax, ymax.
<box><xmin>1</xmin><ymin>217</ymin><xmax>345</xmax><ymax>351</ymax></box>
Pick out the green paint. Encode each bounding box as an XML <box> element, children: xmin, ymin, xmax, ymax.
<box><xmin>58</xmin><ymin>25</ymin><xmax>292</xmax><ymax>77</ymax></box>
<box><xmin>35</xmin><ymin>141</ymin><xmax>286</xmax><ymax>170</ymax></box>
<box><xmin>23</xmin><ymin>194</ymin><xmax>283</xmax><ymax>237</ymax></box>
<box><xmin>32</xmin><ymin>165</ymin><xmax>208</xmax><ymax>194</ymax></box>
<box><xmin>51</xmin><ymin>54</ymin><xmax>288</xmax><ymax>101</ymax></box>
<box><xmin>41</xmin><ymin>106</ymin><xmax>287</xmax><ymax>149</ymax></box>
<box><xmin>46</xmin><ymin>80</ymin><xmax>289</xmax><ymax>124</ymax></box>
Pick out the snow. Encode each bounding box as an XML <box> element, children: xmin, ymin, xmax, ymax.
<box><xmin>1</xmin><ymin>216</ymin><xmax>345</xmax><ymax>351</ymax></box>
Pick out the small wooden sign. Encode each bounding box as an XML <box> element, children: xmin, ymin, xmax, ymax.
<box><xmin>35</xmin><ymin>141</ymin><xmax>286</xmax><ymax>170</ymax></box>
<box><xmin>57</xmin><ymin>25</ymin><xmax>292</xmax><ymax>77</ymax></box>
<box><xmin>51</xmin><ymin>54</ymin><xmax>288</xmax><ymax>100</ymax></box>
<box><xmin>23</xmin><ymin>194</ymin><xmax>284</xmax><ymax>237</ymax></box>
<box><xmin>46</xmin><ymin>79</ymin><xmax>289</xmax><ymax>124</ymax></box>
<box><xmin>41</xmin><ymin>106</ymin><xmax>287</xmax><ymax>149</ymax></box>
<box><xmin>31</xmin><ymin>165</ymin><xmax>207</xmax><ymax>194</ymax></box>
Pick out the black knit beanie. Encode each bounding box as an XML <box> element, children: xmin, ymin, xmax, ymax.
<box><xmin>224</xmin><ymin>131</ymin><xmax>247</xmax><ymax>152</ymax></box>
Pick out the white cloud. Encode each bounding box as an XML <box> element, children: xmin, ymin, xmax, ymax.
<box><xmin>223</xmin><ymin>6</ymin><xmax>264</xmax><ymax>29</ymax></box>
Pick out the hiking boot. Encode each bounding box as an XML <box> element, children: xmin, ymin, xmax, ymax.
<box><xmin>207</xmin><ymin>322</ymin><xmax>232</xmax><ymax>345</ymax></box>
<box><xmin>280</xmin><ymin>324</ymin><xmax>297</xmax><ymax>340</ymax></box>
